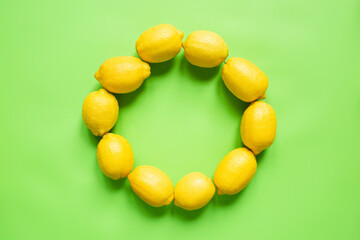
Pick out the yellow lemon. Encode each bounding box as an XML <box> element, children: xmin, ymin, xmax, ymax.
<box><xmin>182</xmin><ymin>30</ymin><xmax>228</xmax><ymax>68</ymax></box>
<box><xmin>174</xmin><ymin>172</ymin><xmax>215</xmax><ymax>211</ymax></box>
<box><xmin>128</xmin><ymin>166</ymin><xmax>174</xmax><ymax>207</ymax></box>
<box><xmin>136</xmin><ymin>24</ymin><xmax>184</xmax><ymax>63</ymax></box>
<box><xmin>82</xmin><ymin>89</ymin><xmax>118</xmax><ymax>136</ymax></box>
<box><xmin>214</xmin><ymin>148</ymin><xmax>257</xmax><ymax>195</ymax></box>
<box><xmin>222</xmin><ymin>57</ymin><xmax>268</xmax><ymax>102</ymax></box>
<box><xmin>97</xmin><ymin>133</ymin><xmax>134</xmax><ymax>180</ymax></box>
<box><xmin>95</xmin><ymin>56</ymin><xmax>151</xmax><ymax>94</ymax></box>
<box><xmin>241</xmin><ymin>101</ymin><xmax>277</xmax><ymax>155</ymax></box>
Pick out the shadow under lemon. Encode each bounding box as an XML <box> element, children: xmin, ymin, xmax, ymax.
<box><xmin>102</xmin><ymin>175</ymin><xmax>126</xmax><ymax>190</ymax></box>
<box><xmin>254</xmin><ymin>149</ymin><xmax>268</xmax><ymax>167</ymax></box>
<box><xmin>170</xmin><ymin>198</ymin><xmax>213</xmax><ymax>221</ymax></box>
<box><xmin>80</xmin><ymin>119</ymin><xmax>101</xmax><ymax>148</ymax></box>
<box><xmin>214</xmin><ymin>186</ymin><xmax>249</xmax><ymax>206</ymax></box>
<box><xmin>180</xmin><ymin>55</ymin><xmax>221</xmax><ymax>81</ymax></box>
<box><xmin>149</xmin><ymin>58</ymin><xmax>176</xmax><ymax>76</ymax></box>
<box><xmin>217</xmin><ymin>75</ymin><xmax>250</xmax><ymax>150</ymax></box>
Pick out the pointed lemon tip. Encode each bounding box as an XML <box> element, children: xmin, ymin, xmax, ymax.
<box><xmin>98</xmin><ymin>88</ymin><xmax>107</xmax><ymax>94</ymax></box>
<box><xmin>251</xmin><ymin>148</ymin><xmax>261</xmax><ymax>155</ymax></box>
<box><xmin>178</xmin><ymin>30</ymin><xmax>184</xmax><ymax>39</ymax></box>
<box><xmin>259</xmin><ymin>93</ymin><xmax>266</xmax><ymax>99</ymax></box>
<box><xmin>94</xmin><ymin>71</ymin><xmax>100</xmax><ymax>80</ymax></box>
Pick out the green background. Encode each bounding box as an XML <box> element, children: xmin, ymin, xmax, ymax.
<box><xmin>1</xmin><ymin>0</ymin><xmax>360</xmax><ymax>239</ymax></box>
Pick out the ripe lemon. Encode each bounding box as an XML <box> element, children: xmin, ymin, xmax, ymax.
<box><xmin>174</xmin><ymin>172</ymin><xmax>215</xmax><ymax>211</ymax></box>
<box><xmin>241</xmin><ymin>101</ymin><xmax>277</xmax><ymax>155</ymax></box>
<box><xmin>82</xmin><ymin>89</ymin><xmax>118</xmax><ymax>136</ymax></box>
<box><xmin>222</xmin><ymin>57</ymin><xmax>268</xmax><ymax>102</ymax></box>
<box><xmin>214</xmin><ymin>148</ymin><xmax>257</xmax><ymax>195</ymax></box>
<box><xmin>97</xmin><ymin>133</ymin><xmax>134</xmax><ymax>180</ymax></box>
<box><xmin>95</xmin><ymin>56</ymin><xmax>150</xmax><ymax>94</ymax></box>
<box><xmin>136</xmin><ymin>24</ymin><xmax>184</xmax><ymax>63</ymax></box>
<box><xmin>128</xmin><ymin>166</ymin><xmax>174</xmax><ymax>207</ymax></box>
<box><xmin>182</xmin><ymin>30</ymin><xmax>228</xmax><ymax>68</ymax></box>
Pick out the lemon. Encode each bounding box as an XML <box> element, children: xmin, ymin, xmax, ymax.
<box><xmin>82</xmin><ymin>89</ymin><xmax>119</xmax><ymax>136</ymax></box>
<box><xmin>182</xmin><ymin>30</ymin><xmax>228</xmax><ymax>68</ymax></box>
<box><xmin>128</xmin><ymin>166</ymin><xmax>174</xmax><ymax>207</ymax></box>
<box><xmin>241</xmin><ymin>101</ymin><xmax>277</xmax><ymax>155</ymax></box>
<box><xmin>97</xmin><ymin>133</ymin><xmax>134</xmax><ymax>180</ymax></box>
<box><xmin>174</xmin><ymin>172</ymin><xmax>215</xmax><ymax>211</ymax></box>
<box><xmin>222</xmin><ymin>57</ymin><xmax>268</xmax><ymax>102</ymax></box>
<box><xmin>95</xmin><ymin>56</ymin><xmax>151</xmax><ymax>94</ymax></box>
<box><xmin>136</xmin><ymin>24</ymin><xmax>184</xmax><ymax>63</ymax></box>
<box><xmin>214</xmin><ymin>148</ymin><xmax>257</xmax><ymax>195</ymax></box>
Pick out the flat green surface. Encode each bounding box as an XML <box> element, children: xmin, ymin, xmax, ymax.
<box><xmin>1</xmin><ymin>0</ymin><xmax>360</xmax><ymax>239</ymax></box>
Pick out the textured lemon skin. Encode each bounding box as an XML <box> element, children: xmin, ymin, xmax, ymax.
<box><xmin>183</xmin><ymin>30</ymin><xmax>228</xmax><ymax>68</ymax></box>
<box><xmin>127</xmin><ymin>166</ymin><xmax>174</xmax><ymax>207</ymax></box>
<box><xmin>97</xmin><ymin>133</ymin><xmax>134</xmax><ymax>180</ymax></box>
<box><xmin>222</xmin><ymin>57</ymin><xmax>268</xmax><ymax>102</ymax></box>
<box><xmin>174</xmin><ymin>172</ymin><xmax>215</xmax><ymax>211</ymax></box>
<box><xmin>214</xmin><ymin>148</ymin><xmax>257</xmax><ymax>195</ymax></box>
<box><xmin>241</xmin><ymin>101</ymin><xmax>277</xmax><ymax>155</ymax></box>
<box><xmin>82</xmin><ymin>89</ymin><xmax>119</xmax><ymax>136</ymax></box>
<box><xmin>95</xmin><ymin>56</ymin><xmax>151</xmax><ymax>94</ymax></box>
<box><xmin>136</xmin><ymin>24</ymin><xmax>184</xmax><ymax>63</ymax></box>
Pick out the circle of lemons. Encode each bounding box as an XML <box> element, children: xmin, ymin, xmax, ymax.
<box><xmin>82</xmin><ymin>24</ymin><xmax>277</xmax><ymax>211</ymax></box>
